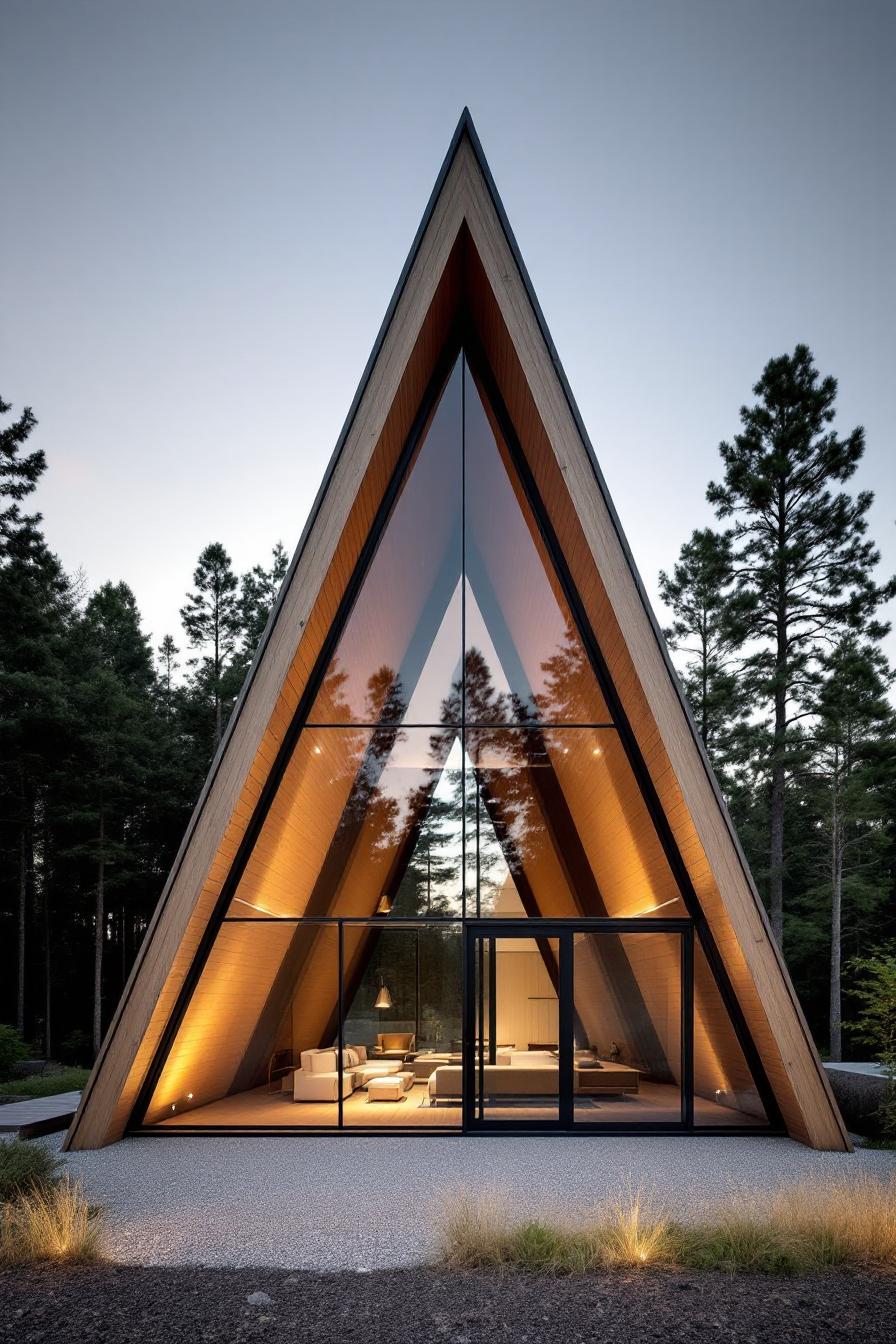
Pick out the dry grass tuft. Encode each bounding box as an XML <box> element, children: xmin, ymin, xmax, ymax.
<box><xmin>439</xmin><ymin>1186</ymin><xmax>673</xmax><ymax>1273</ymax></box>
<box><xmin>591</xmin><ymin>1189</ymin><xmax>674</xmax><ymax>1268</ymax></box>
<box><xmin>768</xmin><ymin>1173</ymin><xmax>896</xmax><ymax>1271</ymax></box>
<box><xmin>439</xmin><ymin>1188</ymin><xmax>513</xmax><ymax>1268</ymax></box>
<box><xmin>435</xmin><ymin>1175</ymin><xmax>896</xmax><ymax>1276</ymax></box>
<box><xmin>674</xmin><ymin>1175</ymin><xmax>896</xmax><ymax>1274</ymax></box>
<box><xmin>0</xmin><ymin>1177</ymin><xmax>104</xmax><ymax>1265</ymax></box>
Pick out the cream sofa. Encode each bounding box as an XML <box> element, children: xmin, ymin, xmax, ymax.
<box><xmin>292</xmin><ymin>1046</ymin><xmax>403</xmax><ymax>1102</ymax></box>
<box><xmin>428</xmin><ymin>1050</ymin><xmax>552</xmax><ymax>1105</ymax></box>
<box><xmin>427</xmin><ymin>1049</ymin><xmax>640</xmax><ymax>1105</ymax></box>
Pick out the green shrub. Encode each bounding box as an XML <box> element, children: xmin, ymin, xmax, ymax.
<box><xmin>848</xmin><ymin>943</ymin><xmax>896</xmax><ymax>1140</ymax></box>
<box><xmin>0</xmin><ymin>1140</ymin><xmax>62</xmax><ymax>1203</ymax></box>
<box><xmin>0</xmin><ymin>1067</ymin><xmax>90</xmax><ymax>1099</ymax></box>
<box><xmin>58</xmin><ymin>1030</ymin><xmax>92</xmax><ymax>1068</ymax></box>
<box><xmin>674</xmin><ymin>1217</ymin><xmax>812</xmax><ymax>1275</ymax></box>
<box><xmin>506</xmin><ymin>1221</ymin><xmax>573</xmax><ymax>1271</ymax></box>
<box><xmin>0</xmin><ymin>1025</ymin><xmax>28</xmax><ymax>1081</ymax></box>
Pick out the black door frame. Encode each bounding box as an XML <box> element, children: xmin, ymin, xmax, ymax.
<box><xmin>463</xmin><ymin>917</ymin><xmax>694</xmax><ymax>1134</ymax></box>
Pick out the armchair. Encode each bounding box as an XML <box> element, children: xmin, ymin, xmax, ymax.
<box><xmin>374</xmin><ymin>1031</ymin><xmax>416</xmax><ymax>1059</ymax></box>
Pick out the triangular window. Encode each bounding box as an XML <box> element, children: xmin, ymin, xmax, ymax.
<box><xmin>463</xmin><ymin>362</ymin><xmax>610</xmax><ymax>725</ymax></box>
<box><xmin>140</xmin><ymin>348</ymin><xmax>772</xmax><ymax>1136</ymax></box>
<box><xmin>308</xmin><ymin>355</ymin><xmax>463</xmax><ymax>726</ymax></box>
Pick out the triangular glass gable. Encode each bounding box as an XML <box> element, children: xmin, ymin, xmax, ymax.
<box><xmin>463</xmin><ymin>361</ymin><xmax>611</xmax><ymax>725</ymax></box>
<box><xmin>308</xmin><ymin>355</ymin><xmax>463</xmax><ymax>727</ymax></box>
<box><xmin>141</xmin><ymin>347</ymin><xmax>773</xmax><ymax>1135</ymax></box>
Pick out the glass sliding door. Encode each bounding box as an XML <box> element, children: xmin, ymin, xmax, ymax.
<box><xmin>571</xmin><ymin>928</ymin><xmax>691</xmax><ymax>1129</ymax></box>
<box><xmin>465</xmin><ymin>920</ymin><xmax>691</xmax><ymax>1132</ymax></box>
<box><xmin>466</xmin><ymin>928</ymin><xmax>566</xmax><ymax>1127</ymax></box>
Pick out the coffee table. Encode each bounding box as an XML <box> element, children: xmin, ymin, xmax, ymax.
<box><xmin>367</xmin><ymin>1071</ymin><xmax>414</xmax><ymax>1103</ymax></box>
<box><xmin>574</xmin><ymin>1062</ymin><xmax>640</xmax><ymax>1095</ymax></box>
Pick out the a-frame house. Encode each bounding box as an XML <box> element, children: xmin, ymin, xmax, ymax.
<box><xmin>65</xmin><ymin>111</ymin><xmax>848</xmax><ymax>1150</ymax></box>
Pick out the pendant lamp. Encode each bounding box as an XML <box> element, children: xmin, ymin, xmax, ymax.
<box><xmin>374</xmin><ymin>977</ymin><xmax>393</xmax><ymax>1010</ymax></box>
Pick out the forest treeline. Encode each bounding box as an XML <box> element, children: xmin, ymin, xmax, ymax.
<box><xmin>1</xmin><ymin>344</ymin><xmax>894</xmax><ymax>1063</ymax></box>
<box><xmin>0</xmin><ymin>392</ymin><xmax>288</xmax><ymax>1061</ymax></box>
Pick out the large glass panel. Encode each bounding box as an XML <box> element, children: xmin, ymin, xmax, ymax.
<box><xmin>472</xmin><ymin>933</ymin><xmax>561</xmax><ymax>1123</ymax></box>
<box><xmin>226</xmin><ymin>727</ymin><xmax>462</xmax><ymax>920</ymax></box>
<box><xmin>464</xmin><ymin>728</ymin><xmax>685</xmax><ymax>919</ymax></box>
<box><xmin>463</xmin><ymin>361</ymin><xmax>610</xmax><ymax>725</ymax></box>
<box><xmin>151</xmin><ymin>922</ymin><xmax>339</xmax><ymax>1129</ymax></box>
<box><xmin>573</xmin><ymin>930</ymin><xmax>682</xmax><ymax>1125</ymax></box>
<box><xmin>308</xmin><ymin>356</ymin><xmax>463</xmax><ymax>726</ymax></box>
<box><xmin>343</xmin><ymin>922</ymin><xmax>462</xmax><ymax>1127</ymax></box>
<box><xmin>693</xmin><ymin>943</ymin><xmax>768</xmax><ymax>1127</ymax></box>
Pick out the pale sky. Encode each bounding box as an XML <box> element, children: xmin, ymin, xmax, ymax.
<box><xmin>2</xmin><ymin>1</ymin><xmax>894</xmax><ymax>671</ymax></box>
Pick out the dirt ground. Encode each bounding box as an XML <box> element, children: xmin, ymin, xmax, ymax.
<box><xmin>2</xmin><ymin>1263</ymin><xmax>894</xmax><ymax>1343</ymax></box>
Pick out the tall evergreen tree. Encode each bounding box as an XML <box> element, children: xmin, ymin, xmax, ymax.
<box><xmin>180</xmin><ymin>542</ymin><xmax>240</xmax><ymax>752</ymax></box>
<box><xmin>67</xmin><ymin>583</ymin><xmax>157</xmax><ymax>1054</ymax></box>
<box><xmin>800</xmin><ymin>638</ymin><xmax>895</xmax><ymax>1059</ymax></box>
<box><xmin>707</xmin><ymin>345</ymin><xmax>894</xmax><ymax>948</ymax></box>
<box><xmin>238</xmin><ymin>541</ymin><xmax>288</xmax><ymax>666</ymax></box>
<box><xmin>659</xmin><ymin>527</ymin><xmax>747</xmax><ymax>780</ymax></box>
<box><xmin>1</xmin><ymin>395</ymin><xmax>43</xmax><ymax>554</ymax></box>
<box><xmin>157</xmin><ymin>634</ymin><xmax>180</xmax><ymax>716</ymax></box>
<box><xmin>0</xmin><ymin>396</ymin><xmax>71</xmax><ymax>1040</ymax></box>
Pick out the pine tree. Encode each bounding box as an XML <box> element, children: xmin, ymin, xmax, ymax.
<box><xmin>180</xmin><ymin>542</ymin><xmax>240</xmax><ymax>752</ymax></box>
<box><xmin>800</xmin><ymin>639</ymin><xmax>895</xmax><ymax>1059</ymax></box>
<box><xmin>659</xmin><ymin>527</ymin><xmax>748</xmax><ymax>781</ymax></box>
<box><xmin>707</xmin><ymin>345</ymin><xmax>895</xmax><ymax>948</ymax></box>
<box><xmin>238</xmin><ymin>541</ymin><xmax>288</xmax><ymax>665</ymax></box>
<box><xmin>0</xmin><ymin>395</ymin><xmax>70</xmax><ymax>1041</ymax></box>
<box><xmin>157</xmin><ymin>634</ymin><xmax>180</xmax><ymax>717</ymax></box>
<box><xmin>0</xmin><ymin>395</ymin><xmax>43</xmax><ymax>554</ymax></box>
<box><xmin>67</xmin><ymin>583</ymin><xmax>158</xmax><ymax>1055</ymax></box>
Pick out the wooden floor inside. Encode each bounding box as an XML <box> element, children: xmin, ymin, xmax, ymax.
<box><xmin>159</xmin><ymin>1082</ymin><xmax>461</xmax><ymax>1128</ymax></box>
<box><xmin>155</xmin><ymin>1080</ymin><xmax>766</xmax><ymax>1130</ymax></box>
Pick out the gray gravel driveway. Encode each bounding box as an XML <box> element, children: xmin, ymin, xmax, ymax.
<box><xmin>55</xmin><ymin>1133</ymin><xmax>896</xmax><ymax>1270</ymax></box>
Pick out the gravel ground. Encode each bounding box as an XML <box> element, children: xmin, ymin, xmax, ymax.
<box><xmin>53</xmin><ymin>1132</ymin><xmax>896</xmax><ymax>1270</ymax></box>
<box><xmin>2</xmin><ymin>1263</ymin><xmax>895</xmax><ymax>1344</ymax></box>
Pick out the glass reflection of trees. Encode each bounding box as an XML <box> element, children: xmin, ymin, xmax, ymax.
<box><xmin>319</xmin><ymin>622</ymin><xmax>609</xmax><ymax>919</ymax></box>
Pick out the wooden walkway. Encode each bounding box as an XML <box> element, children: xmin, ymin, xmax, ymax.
<box><xmin>0</xmin><ymin>1091</ymin><xmax>81</xmax><ymax>1140</ymax></box>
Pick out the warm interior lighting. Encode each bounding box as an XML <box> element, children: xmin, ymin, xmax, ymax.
<box><xmin>376</xmin><ymin>893</ymin><xmax>392</xmax><ymax>915</ymax></box>
<box><xmin>623</xmin><ymin>896</ymin><xmax>680</xmax><ymax>917</ymax></box>
<box><xmin>592</xmin><ymin>746</ymin><xmax>603</xmax><ymax>757</ymax></box>
<box><xmin>231</xmin><ymin>896</ymin><xmax>275</xmax><ymax>916</ymax></box>
<box><xmin>374</xmin><ymin>977</ymin><xmax>393</xmax><ymax>1010</ymax></box>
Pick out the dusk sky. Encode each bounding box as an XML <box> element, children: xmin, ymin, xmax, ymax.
<box><xmin>3</xmin><ymin>0</ymin><xmax>894</xmax><ymax>669</ymax></box>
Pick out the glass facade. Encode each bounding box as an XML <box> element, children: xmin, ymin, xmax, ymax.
<box><xmin>572</xmin><ymin>930</ymin><xmax>682</xmax><ymax>1125</ymax></box>
<box><xmin>142</xmin><ymin>349</ymin><xmax>775</xmax><ymax>1136</ymax></box>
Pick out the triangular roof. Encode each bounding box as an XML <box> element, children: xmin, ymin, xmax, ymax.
<box><xmin>65</xmin><ymin>110</ymin><xmax>847</xmax><ymax>1150</ymax></box>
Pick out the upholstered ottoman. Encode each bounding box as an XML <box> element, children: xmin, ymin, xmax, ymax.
<box><xmin>367</xmin><ymin>1071</ymin><xmax>414</xmax><ymax>1102</ymax></box>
